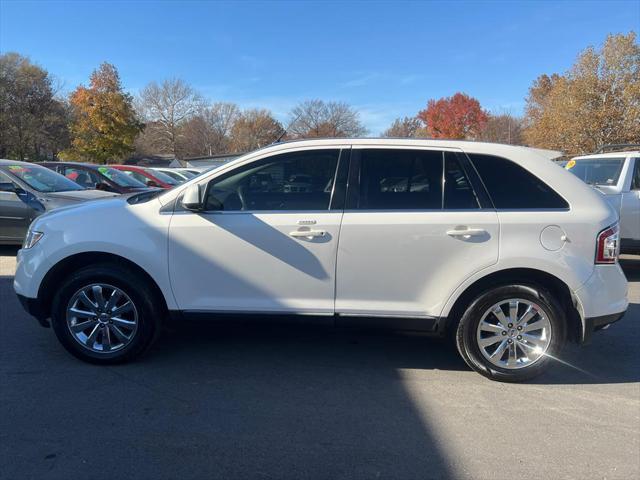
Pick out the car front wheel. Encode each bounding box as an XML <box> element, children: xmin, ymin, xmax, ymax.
<box><xmin>455</xmin><ymin>284</ymin><xmax>567</xmax><ymax>382</ymax></box>
<box><xmin>51</xmin><ymin>264</ymin><xmax>161</xmax><ymax>364</ymax></box>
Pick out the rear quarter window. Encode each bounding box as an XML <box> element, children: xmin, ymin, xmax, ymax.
<box><xmin>468</xmin><ymin>153</ymin><xmax>569</xmax><ymax>209</ymax></box>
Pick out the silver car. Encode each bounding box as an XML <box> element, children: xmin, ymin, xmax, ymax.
<box><xmin>0</xmin><ymin>159</ymin><xmax>116</xmax><ymax>244</ymax></box>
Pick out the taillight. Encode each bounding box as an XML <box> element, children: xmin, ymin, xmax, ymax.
<box><xmin>595</xmin><ymin>223</ymin><xmax>620</xmax><ymax>264</ymax></box>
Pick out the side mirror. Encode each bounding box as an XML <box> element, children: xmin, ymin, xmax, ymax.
<box><xmin>181</xmin><ymin>183</ymin><xmax>203</xmax><ymax>211</ymax></box>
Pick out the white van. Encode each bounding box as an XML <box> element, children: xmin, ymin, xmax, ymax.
<box><xmin>567</xmin><ymin>146</ymin><xmax>640</xmax><ymax>255</ymax></box>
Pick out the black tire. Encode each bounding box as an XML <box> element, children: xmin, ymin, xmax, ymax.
<box><xmin>51</xmin><ymin>263</ymin><xmax>163</xmax><ymax>364</ymax></box>
<box><xmin>455</xmin><ymin>284</ymin><xmax>566</xmax><ymax>382</ymax></box>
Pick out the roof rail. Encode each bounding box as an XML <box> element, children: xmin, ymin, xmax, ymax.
<box><xmin>595</xmin><ymin>143</ymin><xmax>640</xmax><ymax>154</ymax></box>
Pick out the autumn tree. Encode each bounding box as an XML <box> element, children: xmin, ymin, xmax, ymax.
<box><xmin>479</xmin><ymin>112</ymin><xmax>524</xmax><ymax>145</ymax></box>
<box><xmin>523</xmin><ymin>32</ymin><xmax>640</xmax><ymax>153</ymax></box>
<box><xmin>137</xmin><ymin>78</ymin><xmax>202</xmax><ymax>157</ymax></box>
<box><xmin>287</xmin><ymin>99</ymin><xmax>367</xmax><ymax>138</ymax></box>
<box><xmin>418</xmin><ymin>92</ymin><xmax>488</xmax><ymax>139</ymax></box>
<box><xmin>62</xmin><ymin>63</ymin><xmax>141</xmax><ymax>163</ymax></box>
<box><xmin>0</xmin><ymin>52</ymin><xmax>70</xmax><ymax>160</ymax></box>
<box><xmin>229</xmin><ymin>109</ymin><xmax>283</xmax><ymax>152</ymax></box>
<box><xmin>382</xmin><ymin>116</ymin><xmax>427</xmax><ymax>138</ymax></box>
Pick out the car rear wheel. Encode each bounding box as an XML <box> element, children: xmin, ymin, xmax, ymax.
<box><xmin>51</xmin><ymin>264</ymin><xmax>161</xmax><ymax>364</ymax></box>
<box><xmin>455</xmin><ymin>284</ymin><xmax>566</xmax><ymax>382</ymax></box>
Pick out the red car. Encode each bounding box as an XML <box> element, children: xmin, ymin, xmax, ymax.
<box><xmin>110</xmin><ymin>165</ymin><xmax>180</xmax><ymax>189</ymax></box>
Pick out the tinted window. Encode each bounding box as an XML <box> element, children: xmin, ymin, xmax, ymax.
<box><xmin>205</xmin><ymin>149</ymin><xmax>340</xmax><ymax>211</ymax></box>
<box><xmin>444</xmin><ymin>152</ymin><xmax>480</xmax><ymax>209</ymax></box>
<box><xmin>469</xmin><ymin>153</ymin><xmax>569</xmax><ymax>209</ymax></box>
<box><xmin>357</xmin><ymin>149</ymin><xmax>443</xmax><ymax>209</ymax></box>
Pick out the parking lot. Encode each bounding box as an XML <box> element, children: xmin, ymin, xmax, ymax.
<box><xmin>0</xmin><ymin>246</ymin><xmax>638</xmax><ymax>480</ymax></box>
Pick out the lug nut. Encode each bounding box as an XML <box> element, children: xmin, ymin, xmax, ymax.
<box><xmin>517</xmin><ymin>326</ymin><xmax>523</xmax><ymax>331</ymax></box>
<box><xmin>508</xmin><ymin>323</ymin><xmax>513</xmax><ymax>328</ymax></box>
<box><xmin>517</xmin><ymin>335</ymin><xmax>522</xmax><ymax>340</ymax></box>
<box><xmin>507</xmin><ymin>339</ymin><xmax>513</xmax><ymax>344</ymax></box>
<box><xmin>501</xmin><ymin>331</ymin><xmax>507</xmax><ymax>336</ymax></box>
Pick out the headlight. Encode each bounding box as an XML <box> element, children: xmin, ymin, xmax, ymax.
<box><xmin>23</xmin><ymin>230</ymin><xmax>44</xmax><ymax>249</ymax></box>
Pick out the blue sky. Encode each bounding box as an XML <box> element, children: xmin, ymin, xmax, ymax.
<box><xmin>1</xmin><ymin>0</ymin><xmax>638</xmax><ymax>134</ymax></box>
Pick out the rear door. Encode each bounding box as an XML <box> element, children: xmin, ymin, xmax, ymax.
<box><xmin>335</xmin><ymin>147</ymin><xmax>499</xmax><ymax>319</ymax></box>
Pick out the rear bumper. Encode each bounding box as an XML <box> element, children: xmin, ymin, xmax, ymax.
<box><xmin>573</xmin><ymin>264</ymin><xmax>628</xmax><ymax>344</ymax></box>
<box><xmin>16</xmin><ymin>294</ymin><xmax>50</xmax><ymax>328</ymax></box>
<box><xmin>582</xmin><ymin>310</ymin><xmax>626</xmax><ymax>345</ymax></box>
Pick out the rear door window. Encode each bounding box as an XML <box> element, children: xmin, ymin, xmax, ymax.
<box><xmin>468</xmin><ymin>153</ymin><xmax>569</xmax><ymax>209</ymax></box>
<box><xmin>354</xmin><ymin>149</ymin><xmax>480</xmax><ymax>210</ymax></box>
<box><xmin>356</xmin><ymin>149</ymin><xmax>443</xmax><ymax>210</ymax></box>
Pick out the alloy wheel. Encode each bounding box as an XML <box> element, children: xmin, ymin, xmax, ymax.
<box><xmin>476</xmin><ymin>298</ymin><xmax>552</xmax><ymax>369</ymax></box>
<box><xmin>66</xmin><ymin>283</ymin><xmax>138</xmax><ymax>353</ymax></box>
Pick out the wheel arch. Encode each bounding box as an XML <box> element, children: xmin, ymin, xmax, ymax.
<box><xmin>443</xmin><ymin>268</ymin><xmax>582</xmax><ymax>343</ymax></box>
<box><xmin>37</xmin><ymin>251</ymin><xmax>169</xmax><ymax>320</ymax></box>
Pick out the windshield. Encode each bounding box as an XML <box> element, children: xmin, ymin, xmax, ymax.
<box><xmin>144</xmin><ymin>168</ymin><xmax>179</xmax><ymax>185</ymax></box>
<box><xmin>97</xmin><ymin>166</ymin><xmax>147</xmax><ymax>188</ymax></box>
<box><xmin>2</xmin><ymin>164</ymin><xmax>85</xmax><ymax>192</ymax></box>
<box><xmin>566</xmin><ymin>157</ymin><xmax>625</xmax><ymax>186</ymax></box>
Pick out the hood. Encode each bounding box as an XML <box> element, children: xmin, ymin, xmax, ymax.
<box><xmin>45</xmin><ymin>189</ymin><xmax>117</xmax><ymax>201</ymax></box>
<box><xmin>39</xmin><ymin>189</ymin><xmax>118</xmax><ymax>211</ymax></box>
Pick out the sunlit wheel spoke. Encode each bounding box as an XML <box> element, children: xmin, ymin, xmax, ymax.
<box><xmin>517</xmin><ymin>304</ymin><xmax>537</xmax><ymax>325</ymax></box>
<box><xmin>479</xmin><ymin>323</ymin><xmax>504</xmax><ymax>334</ymax></box>
<box><xmin>477</xmin><ymin>298</ymin><xmax>552</xmax><ymax>370</ymax></box>
<box><xmin>509</xmin><ymin>300</ymin><xmax>519</xmax><ymax>323</ymax></box>
<box><xmin>491</xmin><ymin>306</ymin><xmax>509</xmax><ymax>329</ymax></box>
<box><xmin>523</xmin><ymin>319</ymin><xmax>546</xmax><ymax>333</ymax></box>
<box><xmin>479</xmin><ymin>335</ymin><xmax>504</xmax><ymax>347</ymax></box>
<box><xmin>66</xmin><ymin>283</ymin><xmax>138</xmax><ymax>354</ymax></box>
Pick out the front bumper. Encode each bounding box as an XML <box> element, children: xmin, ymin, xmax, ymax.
<box><xmin>16</xmin><ymin>294</ymin><xmax>50</xmax><ymax>328</ymax></box>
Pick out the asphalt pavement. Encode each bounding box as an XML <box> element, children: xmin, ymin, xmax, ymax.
<box><xmin>1</xmin><ymin>246</ymin><xmax>638</xmax><ymax>480</ymax></box>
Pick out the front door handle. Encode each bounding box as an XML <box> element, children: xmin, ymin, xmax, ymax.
<box><xmin>290</xmin><ymin>229</ymin><xmax>326</xmax><ymax>239</ymax></box>
<box><xmin>446</xmin><ymin>227</ymin><xmax>487</xmax><ymax>239</ymax></box>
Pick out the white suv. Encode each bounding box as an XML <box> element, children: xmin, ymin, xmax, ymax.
<box><xmin>567</xmin><ymin>147</ymin><xmax>640</xmax><ymax>255</ymax></box>
<box><xmin>14</xmin><ymin>139</ymin><xmax>629</xmax><ymax>382</ymax></box>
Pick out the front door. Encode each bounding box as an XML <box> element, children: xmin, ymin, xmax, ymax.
<box><xmin>0</xmin><ymin>171</ymin><xmax>32</xmax><ymax>243</ymax></box>
<box><xmin>336</xmin><ymin>147</ymin><xmax>499</xmax><ymax>319</ymax></box>
<box><xmin>168</xmin><ymin>148</ymin><xmax>348</xmax><ymax>314</ymax></box>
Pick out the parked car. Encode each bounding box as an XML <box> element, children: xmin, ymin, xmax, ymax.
<box><xmin>14</xmin><ymin>139</ymin><xmax>628</xmax><ymax>382</ymax></box>
<box><xmin>111</xmin><ymin>165</ymin><xmax>179</xmax><ymax>189</ymax></box>
<box><xmin>150</xmin><ymin>167</ymin><xmax>194</xmax><ymax>183</ymax></box>
<box><xmin>0</xmin><ymin>160</ymin><xmax>116</xmax><ymax>244</ymax></box>
<box><xmin>566</xmin><ymin>147</ymin><xmax>640</xmax><ymax>255</ymax></box>
<box><xmin>40</xmin><ymin>162</ymin><xmax>153</xmax><ymax>194</ymax></box>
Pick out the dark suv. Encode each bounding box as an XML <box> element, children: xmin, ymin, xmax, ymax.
<box><xmin>40</xmin><ymin>162</ymin><xmax>153</xmax><ymax>194</ymax></box>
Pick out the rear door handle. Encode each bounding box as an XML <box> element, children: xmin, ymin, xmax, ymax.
<box><xmin>290</xmin><ymin>229</ymin><xmax>326</xmax><ymax>238</ymax></box>
<box><xmin>446</xmin><ymin>227</ymin><xmax>487</xmax><ymax>239</ymax></box>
